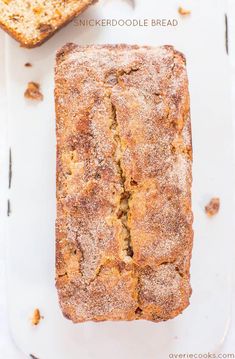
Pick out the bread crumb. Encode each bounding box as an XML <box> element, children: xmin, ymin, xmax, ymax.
<box><xmin>24</xmin><ymin>62</ymin><xmax>32</xmax><ymax>67</ymax></box>
<box><xmin>31</xmin><ymin>308</ymin><xmax>42</xmax><ymax>325</ymax></box>
<box><xmin>205</xmin><ymin>198</ymin><xmax>220</xmax><ymax>217</ymax></box>
<box><xmin>24</xmin><ymin>82</ymin><xmax>43</xmax><ymax>101</ymax></box>
<box><xmin>124</xmin><ymin>0</ymin><xmax>135</xmax><ymax>8</ymax></box>
<box><xmin>178</xmin><ymin>6</ymin><xmax>191</xmax><ymax>15</ymax></box>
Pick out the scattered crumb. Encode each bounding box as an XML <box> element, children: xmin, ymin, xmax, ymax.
<box><xmin>123</xmin><ymin>0</ymin><xmax>135</xmax><ymax>8</ymax></box>
<box><xmin>24</xmin><ymin>62</ymin><xmax>32</xmax><ymax>67</ymax></box>
<box><xmin>24</xmin><ymin>82</ymin><xmax>43</xmax><ymax>101</ymax></box>
<box><xmin>178</xmin><ymin>6</ymin><xmax>191</xmax><ymax>15</ymax></box>
<box><xmin>205</xmin><ymin>197</ymin><xmax>220</xmax><ymax>217</ymax></box>
<box><xmin>31</xmin><ymin>308</ymin><xmax>42</xmax><ymax>325</ymax></box>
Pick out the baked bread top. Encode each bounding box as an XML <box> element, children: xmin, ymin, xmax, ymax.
<box><xmin>0</xmin><ymin>0</ymin><xmax>94</xmax><ymax>48</ymax></box>
<box><xmin>55</xmin><ymin>43</ymin><xmax>193</xmax><ymax>322</ymax></box>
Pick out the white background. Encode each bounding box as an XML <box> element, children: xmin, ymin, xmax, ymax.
<box><xmin>0</xmin><ymin>0</ymin><xmax>235</xmax><ymax>357</ymax></box>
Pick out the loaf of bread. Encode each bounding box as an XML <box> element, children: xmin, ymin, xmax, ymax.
<box><xmin>0</xmin><ymin>0</ymin><xmax>94</xmax><ymax>48</ymax></box>
<box><xmin>55</xmin><ymin>43</ymin><xmax>193</xmax><ymax>323</ymax></box>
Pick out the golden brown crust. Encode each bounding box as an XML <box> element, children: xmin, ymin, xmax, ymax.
<box><xmin>0</xmin><ymin>0</ymin><xmax>94</xmax><ymax>48</ymax></box>
<box><xmin>55</xmin><ymin>43</ymin><xmax>193</xmax><ymax>322</ymax></box>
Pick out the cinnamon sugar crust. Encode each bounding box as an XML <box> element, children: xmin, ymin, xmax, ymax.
<box><xmin>55</xmin><ymin>43</ymin><xmax>193</xmax><ymax>322</ymax></box>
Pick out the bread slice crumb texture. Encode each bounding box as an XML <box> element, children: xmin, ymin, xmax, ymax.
<box><xmin>0</xmin><ymin>0</ymin><xmax>94</xmax><ymax>47</ymax></box>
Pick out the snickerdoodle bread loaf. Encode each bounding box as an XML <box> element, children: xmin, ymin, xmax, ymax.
<box><xmin>55</xmin><ymin>43</ymin><xmax>193</xmax><ymax>323</ymax></box>
<box><xmin>0</xmin><ymin>0</ymin><xmax>94</xmax><ymax>48</ymax></box>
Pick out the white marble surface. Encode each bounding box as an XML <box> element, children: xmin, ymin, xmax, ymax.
<box><xmin>0</xmin><ymin>34</ymin><xmax>25</xmax><ymax>359</ymax></box>
<box><xmin>0</xmin><ymin>1</ymin><xmax>235</xmax><ymax>357</ymax></box>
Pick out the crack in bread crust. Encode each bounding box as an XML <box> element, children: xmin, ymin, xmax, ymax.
<box><xmin>110</xmin><ymin>100</ymin><xmax>134</xmax><ymax>260</ymax></box>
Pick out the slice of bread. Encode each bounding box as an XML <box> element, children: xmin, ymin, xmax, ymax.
<box><xmin>0</xmin><ymin>0</ymin><xmax>94</xmax><ymax>48</ymax></box>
